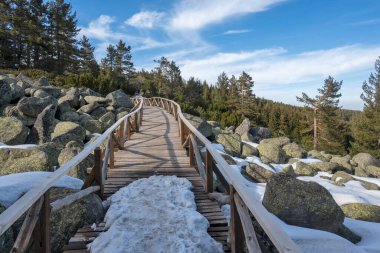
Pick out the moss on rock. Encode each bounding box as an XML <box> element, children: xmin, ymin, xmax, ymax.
<box><xmin>341</xmin><ymin>203</ymin><xmax>380</xmax><ymax>223</ymax></box>
<box><xmin>0</xmin><ymin>116</ymin><xmax>28</xmax><ymax>145</ymax></box>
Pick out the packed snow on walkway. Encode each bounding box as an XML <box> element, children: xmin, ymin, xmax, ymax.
<box><xmin>0</xmin><ymin>171</ymin><xmax>83</xmax><ymax>208</ymax></box>
<box><xmin>88</xmin><ymin>175</ymin><xmax>223</xmax><ymax>253</ymax></box>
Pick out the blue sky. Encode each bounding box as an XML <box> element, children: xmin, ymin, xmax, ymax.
<box><xmin>67</xmin><ymin>0</ymin><xmax>380</xmax><ymax>110</ymax></box>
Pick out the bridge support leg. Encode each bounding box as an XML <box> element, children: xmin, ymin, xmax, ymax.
<box><xmin>93</xmin><ymin>147</ymin><xmax>104</xmax><ymax>199</ymax></box>
<box><xmin>230</xmin><ymin>186</ymin><xmax>245</xmax><ymax>253</ymax></box>
<box><xmin>205</xmin><ymin>150</ymin><xmax>214</xmax><ymax>193</ymax></box>
<box><xmin>33</xmin><ymin>190</ymin><xmax>51</xmax><ymax>253</ymax></box>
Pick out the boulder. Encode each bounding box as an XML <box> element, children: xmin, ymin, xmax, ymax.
<box><xmin>330</xmin><ymin>156</ymin><xmax>354</xmax><ymax>174</ymax></box>
<box><xmin>99</xmin><ymin>111</ymin><xmax>116</xmax><ymax>128</ymax></box>
<box><xmin>258</xmin><ymin>142</ymin><xmax>287</xmax><ymax>164</ymax></box>
<box><xmin>84</xmin><ymin>95</ymin><xmax>109</xmax><ymax>104</ymax></box>
<box><xmin>259</xmin><ymin>137</ymin><xmax>290</xmax><ymax>147</ymax></box>
<box><xmin>9</xmin><ymin>83</ymin><xmax>25</xmax><ymax>102</ymax></box>
<box><xmin>37</xmin><ymin>142</ymin><xmax>61</xmax><ymax>168</ymax></box>
<box><xmin>59</xmin><ymin>111</ymin><xmax>80</xmax><ymax>122</ymax></box>
<box><xmin>366</xmin><ymin>165</ymin><xmax>380</xmax><ymax>178</ymax></box>
<box><xmin>355</xmin><ymin>167</ymin><xmax>369</xmax><ymax>177</ymax></box>
<box><xmin>241</xmin><ymin>143</ymin><xmax>259</xmax><ymax>157</ymax></box>
<box><xmin>17</xmin><ymin>96</ymin><xmax>55</xmax><ymax>117</ymax></box>
<box><xmin>65</xmin><ymin>140</ymin><xmax>84</xmax><ymax>149</ymax></box>
<box><xmin>331</xmin><ymin>171</ymin><xmax>353</xmax><ymax>184</ymax></box>
<box><xmin>282</xmin><ymin>165</ymin><xmax>296</xmax><ymax>177</ymax></box>
<box><xmin>34</xmin><ymin>76</ymin><xmax>49</xmax><ymax>86</ymax></box>
<box><xmin>249</xmin><ymin>127</ymin><xmax>272</xmax><ymax>143</ymax></box>
<box><xmin>49</xmin><ymin>187</ymin><xmax>104</xmax><ymax>253</ymax></box>
<box><xmin>263</xmin><ymin>173</ymin><xmax>359</xmax><ymax>242</ymax></box>
<box><xmin>51</xmin><ymin>122</ymin><xmax>86</xmax><ymax>146</ymax></box>
<box><xmin>32</xmin><ymin>88</ymin><xmax>51</xmax><ymax>98</ymax></box>
<box><xmin>235</xmin><ymin>118</ymin><xmax>251</xmax><ymax>136</ymax></box>
<box><xmin>84</xmin><ymin>120</ymin><xmax>107</xmax><ymax>134</ymax></box>
<box><xmin>0</xmin><ymin>117</ymin><xmax>28</xmax><ymax>145</ymax></box>
<box><xmin>294</xmin><ymin>161</ymin><xmax>318</xmax><ymax>176</ymax></box>
<box><xmin>58</xmin><ymin>93</ymin><xmax>79</xmax><ymax>109</ymax></box>
<box><xmin>310</xmin><ymin>162</ymin><xmax>340</xmax><ymax>173</ymax></box>
<box><xmin>105</xmin><ymin>89</ymin><xmax>134</xmax><ymax>108</ymax></box>
<box><xmin>0</xmin><ymin>148</ymin><xmax>50</xmax><ymax>175</ymax></box>
<box><xmin>117</xmin><ymin>111</ymin><xmax>128</xmax><ymax>120</ymax></box>
<box><xmin>28</xmin><ymin>104</ymin><xmax>57</xmax><ymax>144</ymax></box>
<box><xmin>245</xmin><ymin>163</ymin><xmax>275</xmax><ymax>183</ymax></box>
<box><xmin>341</xmin><ymin>203</ymin><xmax>380</xmax><ymax>223</ymax></box>
<box><xmin>58</xmin><ymin>147</ymin><xmax>94</xmax><ymax>180</ymax></box>
<box><xmin>183</xmin><ymin>113</ymin><xmax>213</xmax><ymax>138</ymax></box>
<box><xmin>360</xmin><ymin>180</ymin><xmax>380</xmax><ymax>190</ymax></box>
<box><xmin>240</xmin><ymin>131</ymin><xmax>254</xmax><ymax>142</ymax></box>
<box><xmin>352</xmin><ymin>153</ymin><xmax>380</xmax><ymax>169</ymax></box>
<box><xmin>282</xmin><ymin>143</ymin><xmax>307</xmax><ymax>159</ymax></box>
<box><xmin>308</xmin><ymin>150</ymin><xmax>329</xmax><ymax>162</ymax></box>
<box><xmin>77</xmin><ymin>102</ymin><xmax>100</xmax><ymax>114</ymax></box>
<box><xmin>215</xmin><ymin>133</ymin><xmax>241</xmax><ymax>157</ymax></box>
<box><xmin>220</xmin><ymin>153</ymin><xmax>236</xmax><ymax>165</ymax></box>
<box><xmin>207</xmin><ymin>121</ymin><xmax>220</xmax><ymax>128</ymax></box>
<box><xmin>90</xmin><ymin>106</ymin><xmax>108</xmax><ymax>119</ymax></box>
<box><xmin>0</xmin><ymin>80</ymin><xmax>12</xmax><ymax>106</ymax></box>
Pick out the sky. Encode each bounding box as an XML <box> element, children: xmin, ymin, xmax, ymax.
<box><xmin>67</xmin><ymin>0</ymin><xmax>380</xmax><ymax>110</ymax></box>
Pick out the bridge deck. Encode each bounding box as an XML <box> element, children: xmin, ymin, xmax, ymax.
<box><xmin>63</xmin><ymin>106</ymin><xmax>230</xmax><ymax>252</ymax></box>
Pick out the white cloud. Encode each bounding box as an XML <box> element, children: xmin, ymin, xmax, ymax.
<box><xmin>125</xmin><ymin>11</ymin><xmax>165</xmax><ymax>29</ymax></box>
<box><xmin>169</xmin><ymin>0</ymin><xmax>285</xmax><ymax>31</ymax></box>
<box><xmin>79</xmin><ymin>15</ymin><xmax>116</xmax><ymax>40</ymax></box>
<box><xmin>222</xmin><ymin>29</ymin><xmax>252</xmax><ymax>35</ymax></box>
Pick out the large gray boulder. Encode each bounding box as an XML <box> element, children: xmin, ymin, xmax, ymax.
<box><xmin>258</xmin><ymin>142</ymin><xmax>287</xmax><ymax>164</ymax></box>
<box><xmin>58</xmin><ymin>147</ymin><xmax>94</xmax><ymax>180</ymax></box>
<box><xmin>282</xmin><ymin>143</ymin><xmax>307</xmax><ymax>159</ymax></box>
<box><xmin>84</xmin><ymin>120</ymin><xmax>107</xmax><ymax>134</ymax></box>
<box><xmin>51</xmin><ymin>122</ymin><xmax>86</xmax><ymax>146</ymax></box>
<box><xmin>294</xmin><ymin>161</ymin><xmax>318</xmax><ymax>176</ymax></box>
<box><xmin>0</xmin><ymin>117</ymin><xmax>28</xmax><ymax>145</ymax></box>
<box><xmin>84</xmin><ymin>95</ymin><xmax>109</xmax><ymax>104</ymax></box>
<box><xmin>259</xmin><ymin>137</ymin><xmax>290</xmax><ymax>147</ymax></box>
<box><xmin>0</xmin><ymin>148</ymin><xmax>50</xmax><ymax>175</ymax></box>
<box><xmin>215</xmin><ymin>133</ymin><xmax>241</xmax><ymax>157</ymax></box>
<box><xmin>38</xmin><ymin>86</ymin><xmax>61</xmax><ymax>98</ymax></box>
<box><xmin>77</xmin><ymin>102</ymin><xmax>100</xmax><ymax>114</ymax></box>
<box><xmin>309</xmin><ymin>162</ymin><xmax>340</xmax><ymax>173</ymax></box>
<box><xmin>250</xmin><ymin>127</ymin><xmax>272</xmax><ymax>143</ymax></box>
<box><xmin>90</xmin><ymin>106</ymin><xmax>108</xmax><ymax>119</ymax></box>
<box><xmin>263</xmin><ymin>173</ymin><xmax>360</xmax><ymax>243</ymax></box>
<box><xmin>9</xmin><ymin>83</ymin><xmax>25</xmax><ymax>102</ymax></box>
<box><xmin>58</xmin><ymin>89</ymin><xmax>80</xmax><ymax>108</ymax></box>
<box><xmin>0</xmin><ymin>80</ymin><xmax>12</xmax><ymax>106</ymax></box>
<box><xmin>308</xmin><ymin>150</ymin><xmax>329</xmax><ymax>162</ymax></box>
<box><xmin>106</xmin><ymin>89</ymin><xmax>134</xmax><ymax>108</ymax></box>
<box><xmin>245</xmin><ymin>163</ymin><xmax>274</xmax><ymax>183</ymax></box>
<box><xmin>341</xmin><ymin>203</ymin><xmax>380</xmax><ymax>223</ymax></box>
<box><xmin>183</xmin><ymin>113</ymin><xmax>213</xmax><ymax>138</ymax></box>
<box><xmin>241</xmin><ymin>143</ymin><xmax>259</xmax><ymax>157</ymax></box>
<box><xmin>330</xmin><ymin>156</ymin><xmax>354</xmax><ymax>174</ymax></box>
<box><xmin>28</xmin><ymin>104</ymin><xmax>57</xmax><ymax>144</ymax></box>
<box><xmin>17</xmin><ymin>96</ymin><xmax>56</xmax><ymax>117</ymax></box>
<box><xmin>99</xmin><ymin>111</ymin><xmax>116</xmax><ymax>128</ymax></box>
<box><xmin>50</xmin><ymin>187</ymin><xmax>104</xmax><ymax>253</ymax></box>
<box><xmin>352</xmin><ymin>153</ymin><xmax>380</xmax><ymax>169</ymax></box>
<box><xmin>235</xmin><ymin>118</ymin><xmax>251</xmax><ymax>136</ymax></box>
<box><xmin>34</xmin><ymin>76</ymin><xmax>50</xmax><ymax>86</ymax></box>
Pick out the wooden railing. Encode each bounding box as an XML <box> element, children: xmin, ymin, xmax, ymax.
<box><xmin>144</xmin><ymin>97</ymin><xmax>302</xmax><ymax>253</ymax></box>
<box><xmin>0</xmin><ymin>98</ymin><xmax>143</xmax><ymax>253</ymax></box>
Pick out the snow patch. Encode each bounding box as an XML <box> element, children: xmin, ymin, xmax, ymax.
<box><xmin>241</xmin><ymin>140</ymin><xmax>259</xmax><ymax>148</ymax></box>
<box><xmin>88</xmin><ymin>175</ymin><xmax>223</xmax><ymax>253</ymax></box>
<box><xmin>0</xmin><ymin>172</ymin><xmax>83</xmax><ymax>208</ymax></box>
<box><xmin>0</xmin><ymin>143</ymin><xmax>37</xmax><ymax>149</ymax></box>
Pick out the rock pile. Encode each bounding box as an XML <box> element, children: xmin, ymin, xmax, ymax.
<box><xmin>0</xmin><ymin>73</ymin><xmax>134</xmax><ymax>176</ymax></box>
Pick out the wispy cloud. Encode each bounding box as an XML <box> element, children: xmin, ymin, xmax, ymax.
<box><xmin>168</xmin><ymin>0</ymin><xmax>286</xmax><ymax>31</ymax></box>
<box><xmin>80</xmin><ymin>15</ymin><xmax>116</xmax><ymax>40</ymax></box>
<box><xmin>222</xmin><ymin>29</ymin><xmax>252</xmax><ymax>35</ymax></box>
<box><xmin>349</xmin><ymin>18</ymin><xmax>380</xmax><ymax>26</ymax></box>
<box><xmin>125</xmin><ymin>11</ymin><xmax>165</xmax><ymax>29</ymax></box>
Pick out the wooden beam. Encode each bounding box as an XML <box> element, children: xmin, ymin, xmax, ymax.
<box><xmin>230</xmin><ymin>186</ymin><xmax>245</xmax><ymax>253</ymax></box>
<box><xmin>11</xmin><ymin>197</ymin><xmax>44</xmax><ymax>253</ymax></box>
<box><xmin>189</xmin><ymin>134</ymin><xmax>195</xmax><ymax>166</ymax></box>
<box><xmin>189</xmin><ymin>134</ymin><xmax>206</xmax><ymax>184</ymax></box>
<box><xmin>50</xmin><ymin>186</ymin><xmax>100</xmax><ymax>212</ymax></box>
<box><xmin>109</xmin><ymin>135</ymin><xmax>115</xmax><ymax>170</ymax></box>
<box><xmin>93</xmin><ymin>147</ymin><xmax>104</xmax><ymax>198</ymax></box>
<box><xmin>234</xmin><ymin>193</ymin><xmax>262</xmax><ymax>253</ymax></box>
<box><xmin>33</xmin><ymin>191</ymin><xmax>51</xmax><ymax>253</ymax></box>
<box><xmin>205</xmin><ymin>150</ymin><xmax>214</xmax><ymax>193</ymax></box>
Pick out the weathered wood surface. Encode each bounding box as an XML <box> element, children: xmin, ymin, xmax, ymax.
<box><xmin>64</xmin><ymin>106</ymin><xmax>230</xmax><ymax>252</ymax></box>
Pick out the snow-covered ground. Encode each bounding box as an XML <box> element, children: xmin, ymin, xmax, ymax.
<box><xmin>0</xmin><ymin>142</ymin><xmax>37</xmax><ymax>149</ymax></box>
<box><xmin>88</xmin><ymin>175</ymin><xmax>223</xmax><ymax>253</ymax></box>
<box><xmin>0</xmin><ymin>171</ymin><xmax>83</xmax><ymax>208</ymax></box>
<box><xmin>214</xmin><ymin>143</ymin><xmax>380</xmax><ymax>253</ymax></box>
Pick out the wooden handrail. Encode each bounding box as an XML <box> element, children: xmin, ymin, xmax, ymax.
<box><xmin>0</xmin><ymin>98</ymin><xmax>143</xmax><ymax>236</ymax></box>
<box><xmin>144</xmin><ymin>97</ymin><xmax>302</xmax><ymax>253</ymax></box>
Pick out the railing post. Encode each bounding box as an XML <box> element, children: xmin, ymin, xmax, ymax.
<box><xmin>118</xmin><ymin>121</ymin><xmax>124</xmax><ymax>148</ymax></box>
<box><xmin>93</xmin><ymin>147</ymin><xmax>104</xmax><ymax>198</ymax></box>
<box><xmin>180</xmin><ymin>120</ymin><xmax>185</xmax><ymax>144</ymax></box>
<box><xmin>230</xmin><ymin>186</ymin><xmax>245</xmax><ymax>253</ymax></box>
<box><xmin>140</xmin><ymin>108</ymin><xmax>143</xmax><ymax>126</ymax></box>
<box><xmin>135</xmin><ymin>113</ymin><xmax>139</xmax><ymax>132</ymax></box>
<box><xmin>33</xmin><ymin>190</ymin><xmax>51</xmax><ymax>253</ymax></box>
<box><xmin>189</xmin><ymin>134</ymin><xmax>195</xmax><ymax>166</ymax></box>
<box><xmin>109</xmin><ymin>135</ymin><xmax>115</xmax><ymax>170</ymax></box>
<box><xmin>126</xmin><ymin>117</ymin><xmax>131</xmax><ymax>140</ymax></box>
<box><xmin>205</xmin><ymin>150</ymin><xmax>214</xmax><ymax>193</ymax></box>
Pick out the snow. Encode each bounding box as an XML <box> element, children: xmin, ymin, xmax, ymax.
<box><xmin>298</xmin><ymin>173</ymin><xmax>380</xmax><ymax>206</ymax></box>
<box><xmin>345</xmin><ymin>218</ymin><xmax>380</xmax><ymax>253</ymax></box>
<box><xmin>0</xmin><ymin>142</ymin><xmax>37</xmax><ymax>149</ymax></box>
<box><xmin>88</xmin><ymin>175</ymin><xmax>223</xmax><ymax>253</ymax></box>
<box><xmin>241</xmin><ymin>140</ymin><xmax>259</xmax><ymax>148</ymax></box>
<box><xmin>0</xmin><ymin>172</ymin><xmax>83</xmax><ymax>208</ymax></box>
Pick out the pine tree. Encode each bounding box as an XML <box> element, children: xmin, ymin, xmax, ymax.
<box><xmin>101</xmin><ymin>45</ymin><xmax>116</xmax><ymax>74</ymax></box>
<box><xmin>0</xmin><ymin>0</ymin><xmax>13</xmax><ymax>68</ymax></box>
<box><xmin>78</xmin><ymin>35</ymin><xmax>99</xmax><ymax>76</ymax></box>
<box><xmin>351</xmin><ymin>57</ymin><xmax>380</xmax><ymax>157</ymax></box>
<box><xmin>297</xmin><ymin>76</ymin><xmax>346</xmax><ymax>153</ymax></box>
<box><xmin>114</xmin><ymin>40</ymin><xmax>134</xmax><ymax>79</ymax></box>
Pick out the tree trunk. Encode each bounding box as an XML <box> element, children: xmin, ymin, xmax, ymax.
<box><xmin>313</xmin><ymin>108</ymin><xmax>318</xmax><ymax>150</ymax></box>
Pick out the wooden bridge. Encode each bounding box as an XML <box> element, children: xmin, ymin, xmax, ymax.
<box><xmin>0</xmin><ymin>97</ymin><xmax>302</xmax><ymax>253</ymax></box>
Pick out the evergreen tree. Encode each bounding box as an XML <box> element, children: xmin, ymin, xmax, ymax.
<box><xmin>101</xmin><ymin>45</ymin><xmax>116</xmax><ymax>74</ymax></box>
<box><xmin>297</xmin><ymin>76</ymin><xmax>346</xmax><ymax>153</ymax></box>
<box><xmin>351</xmin><ymin>57</ymin><xmax>380</xmax><ymax>157</ymax></box>
<box><xmin>0</xmin><ymin>0</ymin><xmax>13</xmax><ymax>68</ymax></box>
<box><xmin>78</xmin><ymin>35</ymin><xmax>99</xmax><ymax>76</ymax></box>
<box><xmin>114</xmin><ymin>40</ymin><xmax>134</xmax><ymax>79</ymax></box>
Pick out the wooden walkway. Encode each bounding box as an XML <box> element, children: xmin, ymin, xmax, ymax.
<box><xmin>63</xmin><ymin>106</ymin><xmax>230</xmax><ymax>252</ymax></box>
